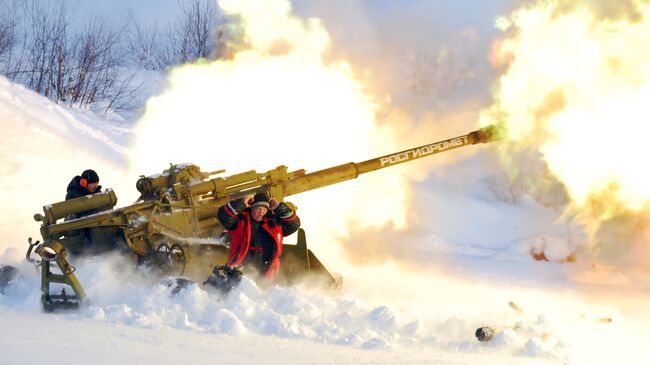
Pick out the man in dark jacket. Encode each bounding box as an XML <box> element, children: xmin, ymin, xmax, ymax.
<box><xmin>64</xmin><ymin>169</ymin><xmax>120</xmax><ymax>254</ymax></box>
<box><xmin>217</xmin><ymin>192</ymin><xmax>300</xmax><ymax>284</ymax></box>
<box><xmin>65</xmin><ymin>169</ymin><xmax>103</xmax><ymax>219</ymax></box>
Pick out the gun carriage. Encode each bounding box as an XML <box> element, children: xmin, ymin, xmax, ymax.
<box><xmin>28</xmin><ymin>125</ymin><xmax>501</xmax><ymax>311</ymax></box>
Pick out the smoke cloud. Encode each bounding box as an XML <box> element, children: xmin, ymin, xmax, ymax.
<box><xmin>554</xmin><ymin>0</ymin><xmax>648</xmax><ymax>22</ymax></box>
<box><xmin>486</xmin><ymin>0</ymin><xmax>650</xmax><ymax>269</ymax></box>
<box><xmin>289</xmin><ymin>1</ymin><xmax>516</xmax><ymax>266</ymax></box>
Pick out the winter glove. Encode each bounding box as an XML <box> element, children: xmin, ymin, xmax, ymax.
<box><xmin>203</xmin><ymin>265</ymin><xmax>243</xmax><ymax>295</ymax></box>
<box><xmin>273</xmin><ymin>202</ymin><xmax>294</xmax><ymax>219</ymax></box>
<box><xmin>228</xmin><ymin>198</ymin><xmax>247</xmax><ymax>213</ymax></box>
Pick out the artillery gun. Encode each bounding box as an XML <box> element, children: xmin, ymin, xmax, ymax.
<box><xmin>25</xmin><ymin>124</ymin><xmax>501</xmax><ymax>311</ymax></box>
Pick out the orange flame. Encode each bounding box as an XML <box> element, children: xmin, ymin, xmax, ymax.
<box><xmin>130</xmin><ymin>0</ymin><xmax>413</xmax><ymax>265</ymax></box>
<box><xmin>486</xmin><ymin>0</ymin><xmax>650</xmax><ymax>215</ymax></box>
<box><xmin>484</xmin><ymin>0</ymin><xmax>650</xmax><ymax>264</ymax></box>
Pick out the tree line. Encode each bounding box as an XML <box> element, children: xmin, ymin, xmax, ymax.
<box><xmin>0</xmin><ymin>0</ymin><xmax>230</xmax><ymax>113</ymax></box>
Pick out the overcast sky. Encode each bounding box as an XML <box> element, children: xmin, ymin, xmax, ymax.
<box><xmin>64</xmin><ymin>0</ymin><xmax>517</xmax><ymax>120</ymax></box>
<box><xmin>74</xmin><ymin>0</ymin><xmax>511</xmax><ymax>36</ymax></box>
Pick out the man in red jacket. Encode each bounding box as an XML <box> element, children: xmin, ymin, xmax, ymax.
<box><xmin>217</xmin><ymin>192</ymin><xmax>300</xmax><ymax>284</ymax></box>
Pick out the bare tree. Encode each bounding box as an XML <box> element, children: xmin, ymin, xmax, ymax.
<box><xmin>68</xmin><ymin>18</ymin><xmax>124</xmax><ymax>106</ymax></box>
<box><xmin>0</xmin><ymin>0</ymin><xmax>234</xmax><ymax>113</ymax></box>
<box><xmin>18</xmin><ymin>0</ymin><xmax>69</xmax><ymax>97</ymax></box>
<box><xmin>125</xmin><ymin>10</ymin><xmax>163</xmax><ymax>70</ymax></box>
<box><xmin>0</xmin><ymin>0</ymin><xmax>27</xmax><ymax>79</ymax></box>
<box><xmin>179</xmin><ymin>0</ymin><xmax>215</xmax><ymax>60</ymax></box>
<box><xmin>104</xmin><ymin>67</ymin><xmax>145</xmax><ymax>113</ymax></box>
<box><xmin>0</xmin><ymin>4</ymin><xmax>16</xmax><ymax>59</ymax></box>
<box><xmin>0</xmin><ymin>0</ymin><xmax>139</xmax><ymax>113</ymax></box>
<box><xmin>128</xmin><ymin>0</ymin><xmax>227</xmax><ymax>70</ymax></box>
<box><xmin>163</xmin><ymin>0</ymin><xmax>223</xmax><ymax>64</ymax></box>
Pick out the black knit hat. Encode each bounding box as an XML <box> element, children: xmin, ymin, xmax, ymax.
<box><xmin>251</xmin><ymin>192</ymin><xmax>270</xmax><ymax>209</ymax></box>
<box><xmin>81</xmin><ymin>169</ymin><xmax>99</xmax><ymax>184</ymax></box>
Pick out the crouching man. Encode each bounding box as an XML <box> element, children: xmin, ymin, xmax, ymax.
<box><xmin>217</xmin><ymin>192</ymin><xmax>300</xmax><ymax>284</ymax></box>
<box><xmin>65</xmin><ymin>169</ymin><xmax>103</xmax><ymax>219</ymax></box>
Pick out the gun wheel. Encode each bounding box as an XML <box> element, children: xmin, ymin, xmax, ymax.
<box><xmin>154</xmin><ymin>243</ymin><xmax>186</xmax><ymax>276</ymax></box>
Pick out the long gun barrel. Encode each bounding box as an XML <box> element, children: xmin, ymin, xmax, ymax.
<box><xmin>282</xmin><ymin>124</ymin><xmax>501</xmax><ymax>196</ymax></box>
<box><xmin>29</xmin><ymin>123</ymin><xmax>502</xmax><ymax>311</ymax></box>
<box><xmin>135</xmin><ymin>123</ymin><xmax>502</xmax><ymax>205</ymax></box>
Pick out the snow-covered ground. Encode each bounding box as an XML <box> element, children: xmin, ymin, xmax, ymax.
<box><xmin>2</xmin><ymin>72</ymin><xmax>648</xmax><ymax>364</ymax></box>
<box><xmin>2</xmin><ymin>1</ymin><xmax>650</xmax><ymax>364</ymax></box>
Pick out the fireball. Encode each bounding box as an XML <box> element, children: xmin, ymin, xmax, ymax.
<box><xmin>487</xmin><ymin>1</ymin><xmax>650</xmax><ymax>213</ymax></box>
<box><xmin>486</xmin><ymin>0</ymin><xmax>650</xmax><ymax>260</ymax></box>
<box><xmin>131</xmin><ymin>0</ymin><xmax>411</xmax><ymax>265</ymax></box>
